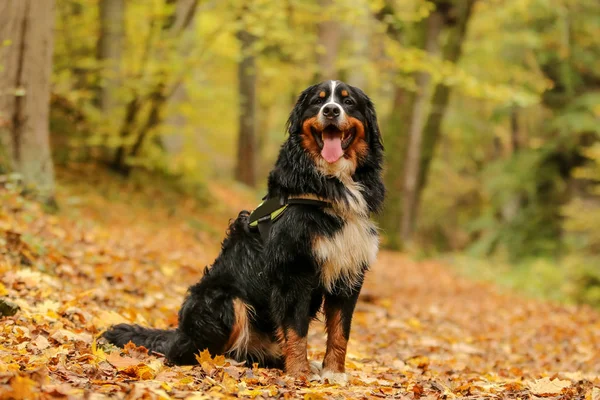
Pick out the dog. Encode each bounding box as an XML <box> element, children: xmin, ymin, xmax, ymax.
<box><xmin>102</xmin><ymin>80</ymin><xmax>385</xmax><ymax>382</ymax></box>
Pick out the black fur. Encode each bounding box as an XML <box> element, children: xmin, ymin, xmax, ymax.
<box><xmin>102</xmin><ymin>81</ymin><xmax>385</xmax><ymax>372</ymax></box>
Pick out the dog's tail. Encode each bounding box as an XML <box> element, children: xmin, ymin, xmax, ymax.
<box><xmin>102</xmin><ymin>324</ymin><xmax>200</xmax><ymax>365</ymax></box>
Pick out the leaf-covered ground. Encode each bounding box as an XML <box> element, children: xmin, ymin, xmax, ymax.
<box><xmin>1</xmin><ymin>175</ymin><xmax>600</xmax><ymax>399</ymax></box>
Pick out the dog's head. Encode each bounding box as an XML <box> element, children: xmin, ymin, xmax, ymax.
<box><xmin>286</xmin><ymin>80</ymin><xmax>383</xmax><ymax>176</ymax></box>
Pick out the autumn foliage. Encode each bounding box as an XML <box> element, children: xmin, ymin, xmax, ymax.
<box><xmin>2</xmin><ymin>174</ymin><xmax>600</xmax><ymax>399</ymax></box>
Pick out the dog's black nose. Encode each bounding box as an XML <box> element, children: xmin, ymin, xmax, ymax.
<box><xmin>322</xmin><ymin>104</ymin><xmax>341</xmax><ymax>119</ymax></box>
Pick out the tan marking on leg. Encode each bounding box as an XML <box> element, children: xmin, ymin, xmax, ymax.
<box><xmin>224</xmin><ymin>299</ymin><xmax>253</xmax><ymax>359</ymax></box>
<box><xmin>224</xmin><ymin>300</ymin><xmax>281</xmax><ymax>364</ymax></box>
<box><xmin>323</xmin><ymin>308</ymin><xmax>347</xmax><ymax>373</ymax></box>
<box><xmin>281</xmin><ymin>329</ymin><xmax>310</xmax><ymax>377</ymax></box>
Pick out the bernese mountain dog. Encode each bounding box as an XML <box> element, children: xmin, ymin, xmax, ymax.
<box><xmin>102</xmin><ymin>80</ymin><xmax>385</xmax><ymax>383</ymax></box>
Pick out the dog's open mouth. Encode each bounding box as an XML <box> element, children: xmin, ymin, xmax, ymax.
<box><xmin>310</xmin><ymin>125</ymin><xmax>356</xmax><ymax>163</ymax></box>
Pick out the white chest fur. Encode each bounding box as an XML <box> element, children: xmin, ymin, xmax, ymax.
<box><xmin>309</xmin><ymin>165</ymin><xmax>380</xmax><ymax>293</ymax></box>
<box><xmin>313</xmin><ymin>213</ymin><xmax>379</xmax><ymax>293</ymax></box>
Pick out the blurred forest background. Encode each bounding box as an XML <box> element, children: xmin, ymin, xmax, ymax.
<box><xmin>1</xmin><ymin>0</ymin><xmax>599</xmax><ymax>305</ymax></box>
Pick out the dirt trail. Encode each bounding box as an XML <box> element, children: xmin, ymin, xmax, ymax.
<box><xmin>1</xmin><ymin>186</ymin><xmax>600</xmax><ymax>399</ymax></box>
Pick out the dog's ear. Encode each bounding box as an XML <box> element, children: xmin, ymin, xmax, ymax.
<box><xmin>286</xmin><ymin>84</ymin><xmax>318</xmax><ymax>135</ymax></box>
<box><xmin>352</xmin><ymin>86</ymin><xmax>383</xmax><ymax>149</ymax></box>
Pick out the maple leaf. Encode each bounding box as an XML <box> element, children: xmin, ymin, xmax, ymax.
<box><xmin>195</xmin><ymin>349</ymin><xmax>213</xmax><ymax>364</ymax></box>
<box><xmin>120</xmin><ymin>364</ymin><xmax>156</xmax><ymax>380</ymax></box>
<box><xmin>412</xmin><ymin>383</ymin><xmax>425</xmax><ymax>398</ymax></box>
<box><xmin>123</xmin><ymin>341</ymin><xmax>149</xmax><ymax>357</ymax></box>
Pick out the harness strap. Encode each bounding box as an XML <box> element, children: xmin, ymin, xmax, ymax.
<box><xmin>248</xmin><ymin>196</ymin><xmax>330</xmax><ymax>242</ymax></box>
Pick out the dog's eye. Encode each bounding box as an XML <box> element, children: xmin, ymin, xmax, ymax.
<box><xmin>344</xmin><ymin>99</ymin><xmax>353</xmax><ymax>105</ymax></box>
<box><xmin>314</xmin><ymin>99</ymin><xmax>323</xmax><ymax>105</ymax></box>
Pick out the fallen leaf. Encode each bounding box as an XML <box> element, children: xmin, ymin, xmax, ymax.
<box><xmin>0</xmin><ymin>298</ymin><xmax>19</xmax><ymax>317</ymax></box>
<box><xmin>50</xmin><ymin>329</ymin><xmax>92</xmax><ymax>344</ymax></box>
<box><xmin>527</xmin><ymin>377</ymin><xmax>571</xmax><ymax>395</ymax></box>
<box><xmin>106</xmin><ymin>352</ymin><xmax>139</xmax><ymax>369</ymax></box>
<box><xmin>33</xmin><ymin>335</ymin><xmax>49</xmax><ymax>350</ymax></box>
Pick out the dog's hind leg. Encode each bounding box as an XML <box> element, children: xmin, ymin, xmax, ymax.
<box><xmin>104</xmin><ymin>278</ymin><xmax>242</xmax><ymax>365</ymax></box>
<box><xmin>170</xmin><ymin>280</ymin><xmax>241</xmax><ymax>364</ymax></box>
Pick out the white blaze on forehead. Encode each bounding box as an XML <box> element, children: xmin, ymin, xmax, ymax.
<box><xmin>328</xmin><ymin>80</ymin><xmax>337</xmax><ymax>104</ymax></box>
<box><xmin>319</xmin><ymin>80</ymin><xmax>346</xmax><ymax>119</ymax></box>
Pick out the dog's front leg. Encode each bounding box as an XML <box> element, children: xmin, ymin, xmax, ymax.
<box><xmin>321</xmin><ymin>286</ymin><xmax>361</xmax><ymax>384</ymax></box>
<box><xmin>272</xmin><ymin>290</ymin><xmax>313</xmax><ymax>377</ymax></box>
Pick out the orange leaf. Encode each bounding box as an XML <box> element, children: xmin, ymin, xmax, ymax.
<box><xmin>106</xmin><ymin>352</ymin><xmax>139</xmax><ymax>369</ymax></box>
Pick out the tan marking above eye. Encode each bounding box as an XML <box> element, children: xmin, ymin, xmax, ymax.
<box><xmin>319</xmin><ymin>91</ymin><xmax>326</xmax><ymax>98</ymax></box>
<box><xmin>341</xmin><ymin>90</ymin><xmax>349</xmax><ymax>97</ymax></box>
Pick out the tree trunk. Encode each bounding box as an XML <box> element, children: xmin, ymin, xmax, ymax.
<box><xmin>510</xmin><ymin>107</ymin><xmax>520</xmax><ymax>153</ymax></box>
<box><xmin>379</xmin><ymin>86</ymin><xmax>414</xmax><ymax>249</ymax></box>
<box><xmin>316</xmin><ymin>0</ymin><xmax>341</xmax><ymax>81</ymax></box>
<box><xmin>162</xmin><ymin>0</ymin><xmax>200</xmax><ymax>155</ymax></box>
<box><xmin>346</xmin><ymin>1</ymin><xmax>370</xmax><ymax>89</ymax></box>
<box><xmin>0</xmin><ymin>0</ymin><xmax>56</xmax><ymax>203</ymax></box>
<box><xmin>373</xmin><ymin>0</ymin><xmax>413</xmax><ymax>249</ymax></box>
<box><xmin>162</xmin><ymin>83</ymin><xmax>187</xmax><ymax>155</ymax></box>
<box><xmin>235</xmin><ymin>29</ymin><xmax>258</xmax><ymax>187</ymax></box>
<box><xmin>414</xmin><ymin>0</ymin><xmax>477</xmax><ymax>222</ymax></box>
<box><xmin>98</xmin><ymin>0</ymin><xmax>124</xmax><ymax>115</ymax></box>
<box><xmin>400</xmin><ymin>11</ymin><xmax>443</xmax><ymax>244</ymax></box>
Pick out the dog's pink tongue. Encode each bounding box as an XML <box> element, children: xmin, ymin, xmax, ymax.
<box><xmin>321</xmin><ymin>132</ymin><xmax>344</xmax><ymax>163</ymax></box>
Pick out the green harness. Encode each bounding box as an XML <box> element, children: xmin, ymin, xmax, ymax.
<box><xmin>248</xmin><ymin>196</ymin><xmax>330</xmax><ymax>241</ymax></box>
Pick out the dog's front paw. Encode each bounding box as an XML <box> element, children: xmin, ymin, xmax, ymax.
<box><xmin>309</xmin><ymin>360</ymin><xmax>323</xmax><ymax>375</ymax></box>
<box><xmin>308</xmin><ymin>373</ymin><xmax>322</xmax><ymax>382</ymax></box>
<box><xmin>321</xmin><ymin>370</ymin><xmax>348</xmax><ymax>386</ymax></box>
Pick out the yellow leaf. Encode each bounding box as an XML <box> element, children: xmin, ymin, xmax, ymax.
<box><xmin>407</xmin><ymin>318</ymin><xmax>421</xmax><ymax>329</ymax></box>
<box><xmin>121</xmin><ymin>363</ymin><xmax>156</xmax><ymax>380</ymax></box>
<box><xmin>304</xmin><ymin>394</ymin><xmax>327</xmax><ymax>400</ymax></box>
<box><xmin>93</xmin><ymin>310</ymin><xmax>129</xmax><ymax>328</ymax></box>
<box><xmin>213</xmin><ymin>354</ymin><xmax>226</xmax><ymax>367</ymax></box>
<box><xmin>195</xmin><ymin>349</ymin><xmax>213</xmax><ymax>364</ymax></box>
<box><xmin>221</xmin><ymin>373</ymin><xmax>238</xmax><ymax>394</ymax></box>
<box><xmin>527</xmin><ymin>377</ymin><xmax>571</xmax><ymax>395</ymax></box>
<box><xmin>407</xmin><ymin>356</ymin><xmax>430</xmax><ymax>369</ymax></box>
<box><xmin>7</xmin><ymin>375</ymin><xmax>37</xmax><ymax>400</ymax></box>
<box><xmin>178</xmin><ymin>376</ymin><xmax>195</xmax><ymax>385</ymax></box>
<box><xmin>91</xmin><ymin>338</ymin><xmax>106</xmax><ymax>362</ymax></box>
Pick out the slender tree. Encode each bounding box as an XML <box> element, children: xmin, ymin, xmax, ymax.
<box><xmin>235</xmin><ymin>28</ymin><xmax>258</xmax><ymax>187</ymax></box>
<box><xmin>98</xmin><ymin>0</ymin><xmax>124</xmax><ymax>116</ymax></box>
<box><xmin>0</xmin><ymin>0</ymin><xmax>57</xmax><ymax>203</ymax></box>
<box><xmin>414</xmin><ymin>0</ymin><xmax>477</xmax><ymax>226</ymax></box>
<box><xmin>316</xmin><ymin>0</ymin><xmax>341</xmax><ymax>81</ymax></box>
<box><xmin>162</xmin><ymin>0</ymin><xmax>201</xmax><ymax>155</ymax></box>
<box><xmin>400</xmin><ymin>10</ymin><xmax>443</xmax><ymax>243</ymax></box>
<box><xmin>376</xmin><ymin>0</ymin><xmax>477</xmax><ymax>246</ymax></box>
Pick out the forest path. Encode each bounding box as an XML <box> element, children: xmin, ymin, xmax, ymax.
<box><xmin>1</xmin><ymin>184</ymin><xmax>600</xmax><ymax>399</ymax></box>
